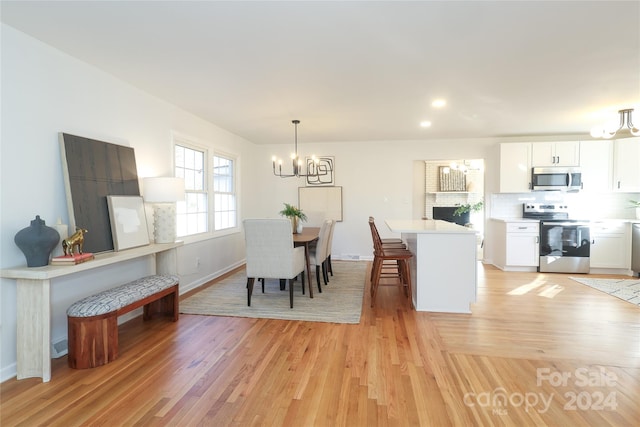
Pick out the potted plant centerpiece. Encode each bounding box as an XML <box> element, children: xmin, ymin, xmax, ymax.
<box><xmin>279</xmin><ymin>203</ymin><xmax>308</xmax><ymax>234</ymax></box>
<box><xmin>453</xmin><ymin>200</ymin><xmax>484</xmax><ymax>227</ymax></box>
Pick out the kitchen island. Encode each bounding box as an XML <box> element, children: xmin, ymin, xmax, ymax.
<box><xmin>385</xmin><ymin>219</ymin><xmax>478</xmax><ymax>313</ymax></box>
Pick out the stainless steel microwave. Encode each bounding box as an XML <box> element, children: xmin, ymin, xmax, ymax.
<box><xmin>531</xmin><ymin>167</ymin><xmax>582</xmax><ymax>191</ymax></box>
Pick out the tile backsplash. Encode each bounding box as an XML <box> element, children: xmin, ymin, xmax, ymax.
<box><xmin>490</xmin><ymin>191</ymin><xmax>640</xmax><ymax>220</ymax></box>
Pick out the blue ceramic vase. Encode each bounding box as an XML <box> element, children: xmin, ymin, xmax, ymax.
<box><xmin>14</xmin><ymin>216</ymin><xmax>60</xmax><ymax>267</ymax></box>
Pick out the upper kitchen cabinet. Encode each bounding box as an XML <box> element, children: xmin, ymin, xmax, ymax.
<box><xmin>531</xmin><ymin>141</ymin><xmax>580</xmax><ymax>167</ymax></box>
<box><xmin>500</xmin><ymin>143</ymin><xmax>531</xmax><ymax>192</ymax></box>
<box><xmin>613</xmin><ymin>137</ymin><xmax>640</xmax><ymax>192</ymax></box>
<box><xmin>579</xmin><ymin>140</ymin><xmax>613</xmax><ymax>192</ymax></box>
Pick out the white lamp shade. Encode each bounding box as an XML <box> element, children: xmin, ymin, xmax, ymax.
<box><xmin>143</xmin><ymin>177</ymin><xmax>185</xmax><ymax>203</ymax></box>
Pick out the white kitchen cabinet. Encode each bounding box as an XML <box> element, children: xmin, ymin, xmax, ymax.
<box><xmin>613</xmin><ymin>137</ymin><xmax>640</xmax><ymax>192</ymax></box>
<box><xmin>500</xmin><ymin>143</ymin><xmax>531</xmax><ymax>192</ymax></box>
<box><xmin>579</xmin><ymin>140</ymin><xmax>613</xmax><ymax>192</ymax></box>
<box><xmin>531</xmin><ymin>141</ymin><xmax>580</xmax><ymax>167</ymax></box>
<box><xmin>493</xmin><ymin>220</ymin><xmax>539</xmax><ymax>271</ymax></box>
<box><xmin>590</xmin><ymin>222</ymin><xmax>631</xmax><ymax>269</ymax></box>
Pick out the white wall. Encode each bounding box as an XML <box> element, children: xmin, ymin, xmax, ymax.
<box><xmin>258</xmin><ymin>138</ymin><xmax>502</xmax><ymax>260</ymax></box>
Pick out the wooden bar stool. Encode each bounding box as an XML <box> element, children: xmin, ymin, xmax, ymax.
<box><xmin>369</xmin><ymin>217</ymin><xmax>405</xmax><ymax>246</ymax></box>
<box><xmin>368</xmin><ymin>218</ymin><xmax>414</xmax><ymax>308</ymax></box>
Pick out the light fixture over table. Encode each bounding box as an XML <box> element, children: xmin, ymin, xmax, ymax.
<box><xmin>591</xmin><ymin>108</ymin><xmax>640</xmax><ymax>139</ymax></box>
<box><xmin>272</xmin><ymin>120</ymin><xmax>326</xmax><ymax>180</ymax></box>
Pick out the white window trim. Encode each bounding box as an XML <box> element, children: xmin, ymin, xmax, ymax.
<box><xmin>171</xmin><ymin>133</ymin><xmax>241</xmax><ymax>244</ymax></box>
<box><xmin>212</xmin><ymin>149</ymin><xmax>241</xmax><ymax>235</ymax></box>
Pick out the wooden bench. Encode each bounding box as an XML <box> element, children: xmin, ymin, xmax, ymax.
<box><xmin>67</xmin><ymin>274</ymin><xmax>179</xmax><ymax>369</ymax></box>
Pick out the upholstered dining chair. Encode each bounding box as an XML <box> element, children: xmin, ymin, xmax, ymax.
<box><xmin>325</xmin><ymin>219</ymin><xmax>336</xmax><ymax>277</ymax></box>
<box><xmin>243</xmin><ymin>219</ymin><xmax>306</xmax><ymax>308</ymax></box>
<box><xmin>309</xmin><ymin>219</ymin><xmax>333</xmax><ymax>293</ymax></box>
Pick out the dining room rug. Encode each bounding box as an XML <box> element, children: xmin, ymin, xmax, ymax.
<box><xmin>180</xmin><ymin>261</ymin><xmax>368</xmax><ymax>323</ymax></box>
<box><xmin>569</xmin><ymin>277</ymin><xmax>640</xmax><ymax>306</ymax></box>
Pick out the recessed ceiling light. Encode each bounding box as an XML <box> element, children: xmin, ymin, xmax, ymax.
<box><xmin>420</xmin><ymin>121</ymin><xmax>432</xmax><ymax>128</ymax></box>
<box><xmin>432</xmin><ymin>99</ymin><xmax>446</xmax><ymax>108</ymax></box>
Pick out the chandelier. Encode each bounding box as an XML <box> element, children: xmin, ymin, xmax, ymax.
<box><xmin>590</xmin><ymin>108</ymin><xmax>640</xmax><ymax>139</ymax></box>
<box><xmin>272</xmin><ymin>120</ymin><xmax>325</xmax><ymax>179</ymax></box>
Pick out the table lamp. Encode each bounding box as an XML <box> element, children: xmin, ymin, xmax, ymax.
<box><xmin>142</xmin><ymin>177</ymin><xmax>185</xmax><ymax>243</ymax></box>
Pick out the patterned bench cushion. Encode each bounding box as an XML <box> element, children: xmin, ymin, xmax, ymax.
<box><xmin>67</xmin><ymin>274</ymin><xmax>179</xmax><ymax>317</ymax></box>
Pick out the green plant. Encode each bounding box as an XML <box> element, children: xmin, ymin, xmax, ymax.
<box><xmin>278</xmin><ymin>203</ymin><xmax>307</xmax><ymax>222</ymax></box>
<box><xmin>453</xmin><ymin>200</ymin><xmax>484</xmax><ymax>217</ymax></box>
<box><xmin>629</xmin><ymin>200</ymin><xmax>640</xmax><ymax>208</ymax></box>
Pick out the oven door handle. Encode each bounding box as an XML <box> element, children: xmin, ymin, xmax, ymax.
<box><xmin>566</xmin><ymin>172</ymin><xmax>572</xmax><ymax>188</ymax></box>
<box><xmin>541</xmin><ymin>221</ymin><xmax>590</xmax><ymax>227</ymax></box>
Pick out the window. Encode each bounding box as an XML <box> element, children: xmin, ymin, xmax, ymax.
<box><xmin>213</xmin><ymin>154</ymin><xmax>237</xmax><ymax>231</ymax></box>
<box><xmin>175</xmin><ymin>142</ymin><xmax>208</xmax><ymax>236</ymax></box>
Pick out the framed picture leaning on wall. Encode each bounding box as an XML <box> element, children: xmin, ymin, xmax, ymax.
<box><xmin>106</xmin><ymin>195</ymin><xmax>150</xmax><ymax>251</ymax></box>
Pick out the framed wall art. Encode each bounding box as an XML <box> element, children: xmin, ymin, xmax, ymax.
<box><xmin>439</xmin><ymin>166</ymin><xmax>466</xmax><ymax>192</ymax></box>
<box><xmin>298</xmin><ymin>186</ymin><xmax>343</xmax><ymax>223</ymax></box>
<box><xmin>305</xmin><ymin>156</ymin><xmax>335</xmax><ymax>186</ymax></box>
<box><xmin>106</xmin><ymin>195</ymin><xmax>150</xmax><ymax>251</ymax></box>
<box><xmin>59</xmin><ymin>133</ymin><xmax>141</xmax><ymax>253</ymax></box>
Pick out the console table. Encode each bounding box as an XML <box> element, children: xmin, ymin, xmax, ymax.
<box><xmin>1</xmin><ymin>242</ymin><xmax>182</xmax><ymax>382</ymax></box>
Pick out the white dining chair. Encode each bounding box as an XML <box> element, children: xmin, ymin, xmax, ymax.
<box><xmin>243</xmin><ymin>219</ymin><xmax>306</xmax><ymax>308</ymax></box>
<box><xmin>310</xmin><ymin>219</ymin><xmax>333</xmax><ymax>293</ymax></box>
<box><xmin>325</xmin><ymin>219</ymin><xmax>336</xmax><ymax>277</ymax></box>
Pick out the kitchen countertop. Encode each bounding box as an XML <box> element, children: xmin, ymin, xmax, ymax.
<box><xmin>490</xmin><ymin>217</ymin><xmax>540</xmax><ymax>223</ymax></box>
<box><xmin>386</xmin><ymin>219</ymin><xmax>477</xmax><ymax>234</ymax></box>
<box><xmin>491</xmin><ymin>217</ymin><xmax>639</xmax><ymax>223</ymax></box>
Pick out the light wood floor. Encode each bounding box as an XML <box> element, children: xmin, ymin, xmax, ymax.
<box><xmin>2</xmin><ymin>263</ymin><xmax>639</xmax><ymax>426</ymax></box>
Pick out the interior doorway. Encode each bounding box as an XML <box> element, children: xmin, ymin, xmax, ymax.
<box><xmin>423</xmin><ymin>159</ymin><xmax>485</xmax><ymax>258</ymax></box>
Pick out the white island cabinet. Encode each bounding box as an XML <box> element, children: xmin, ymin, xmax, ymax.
<box><xmin>385</xmin><ymin>220</ymin><xmax>478</xmax><ymax>313</ymax></box>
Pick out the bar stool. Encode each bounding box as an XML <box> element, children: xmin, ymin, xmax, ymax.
<box><xmin>369</xmin><ymin>217</ymin><xmax>405</xmax><ymax>246</ymax></box>
<box><xmin>368</xmin><ymin>217</ymin><xmax>414</xmax><ymax>308</ymax></box>
<box><xmin>368</xmin><ymin>217</ymin><xmax>406</xmax><ymax>284</ymax></box>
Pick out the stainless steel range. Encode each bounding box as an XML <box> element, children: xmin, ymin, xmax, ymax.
<box><xmin>523</xmin><ymin>203</ymin><xmax>590</xmax><ymax>274</ymax></box>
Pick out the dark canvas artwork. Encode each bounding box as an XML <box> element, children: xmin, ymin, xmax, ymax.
<box><xmin>59</xmin><ymin>133</ymin><xmax>140</xmax><ymax>253</ymax></box>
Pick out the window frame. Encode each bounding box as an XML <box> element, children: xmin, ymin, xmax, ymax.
<box><xmin>212</xmin><ymin>150</ymin><xmax>240</xmax><ymax>234</ymax></box>
<box><xmin>174</xmin><ymin>136</ymin><xmax>209</xmax><ymax>239</ymax></box>
<box><xmin>172</xmin><ymin>134</ymin><xmax>241</xmax><ymax>243</ymax></box>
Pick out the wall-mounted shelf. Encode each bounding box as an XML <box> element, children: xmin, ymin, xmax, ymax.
<box><xmin>426</xmin><ymin>191</ymin><xmax>478</xmax><ymax>203</ymax></box>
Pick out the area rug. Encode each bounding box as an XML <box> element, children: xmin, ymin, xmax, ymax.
<box><xmin>569</xmin><ymin>277</ymin><xmax>640</xmax><ymax>306</ymax></box>
<box><xmin>180</xmin><ymin>261</ymin><xmax>368</xmax><ymax>323</ymax></box>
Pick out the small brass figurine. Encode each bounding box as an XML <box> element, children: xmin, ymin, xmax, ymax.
<box><xmin>63</xmin><ymin>227</ymin><xmax>88</xmax><ymax>256</ymax></box>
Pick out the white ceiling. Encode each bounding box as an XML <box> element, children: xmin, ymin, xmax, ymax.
<box><xmin>2</xmin><ymin>1</ymin><xmax>639</xmax><ymax>144</ymax></box>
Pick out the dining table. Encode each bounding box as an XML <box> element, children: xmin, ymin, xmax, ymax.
<box><xmin>293</xmin><ymin>226</ymin><xmax>320</xmax><ymax>298</ymax></box>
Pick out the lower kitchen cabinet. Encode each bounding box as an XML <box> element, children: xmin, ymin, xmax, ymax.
<box><xmin>493</xmin><ymin>220</ymin><xmax>539</xmax><ymax>271</ymax></box>
<box><xmin>590</xmin><ymin>221</ymin><xmax>631</xmax><ymax>269</ymax></box>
